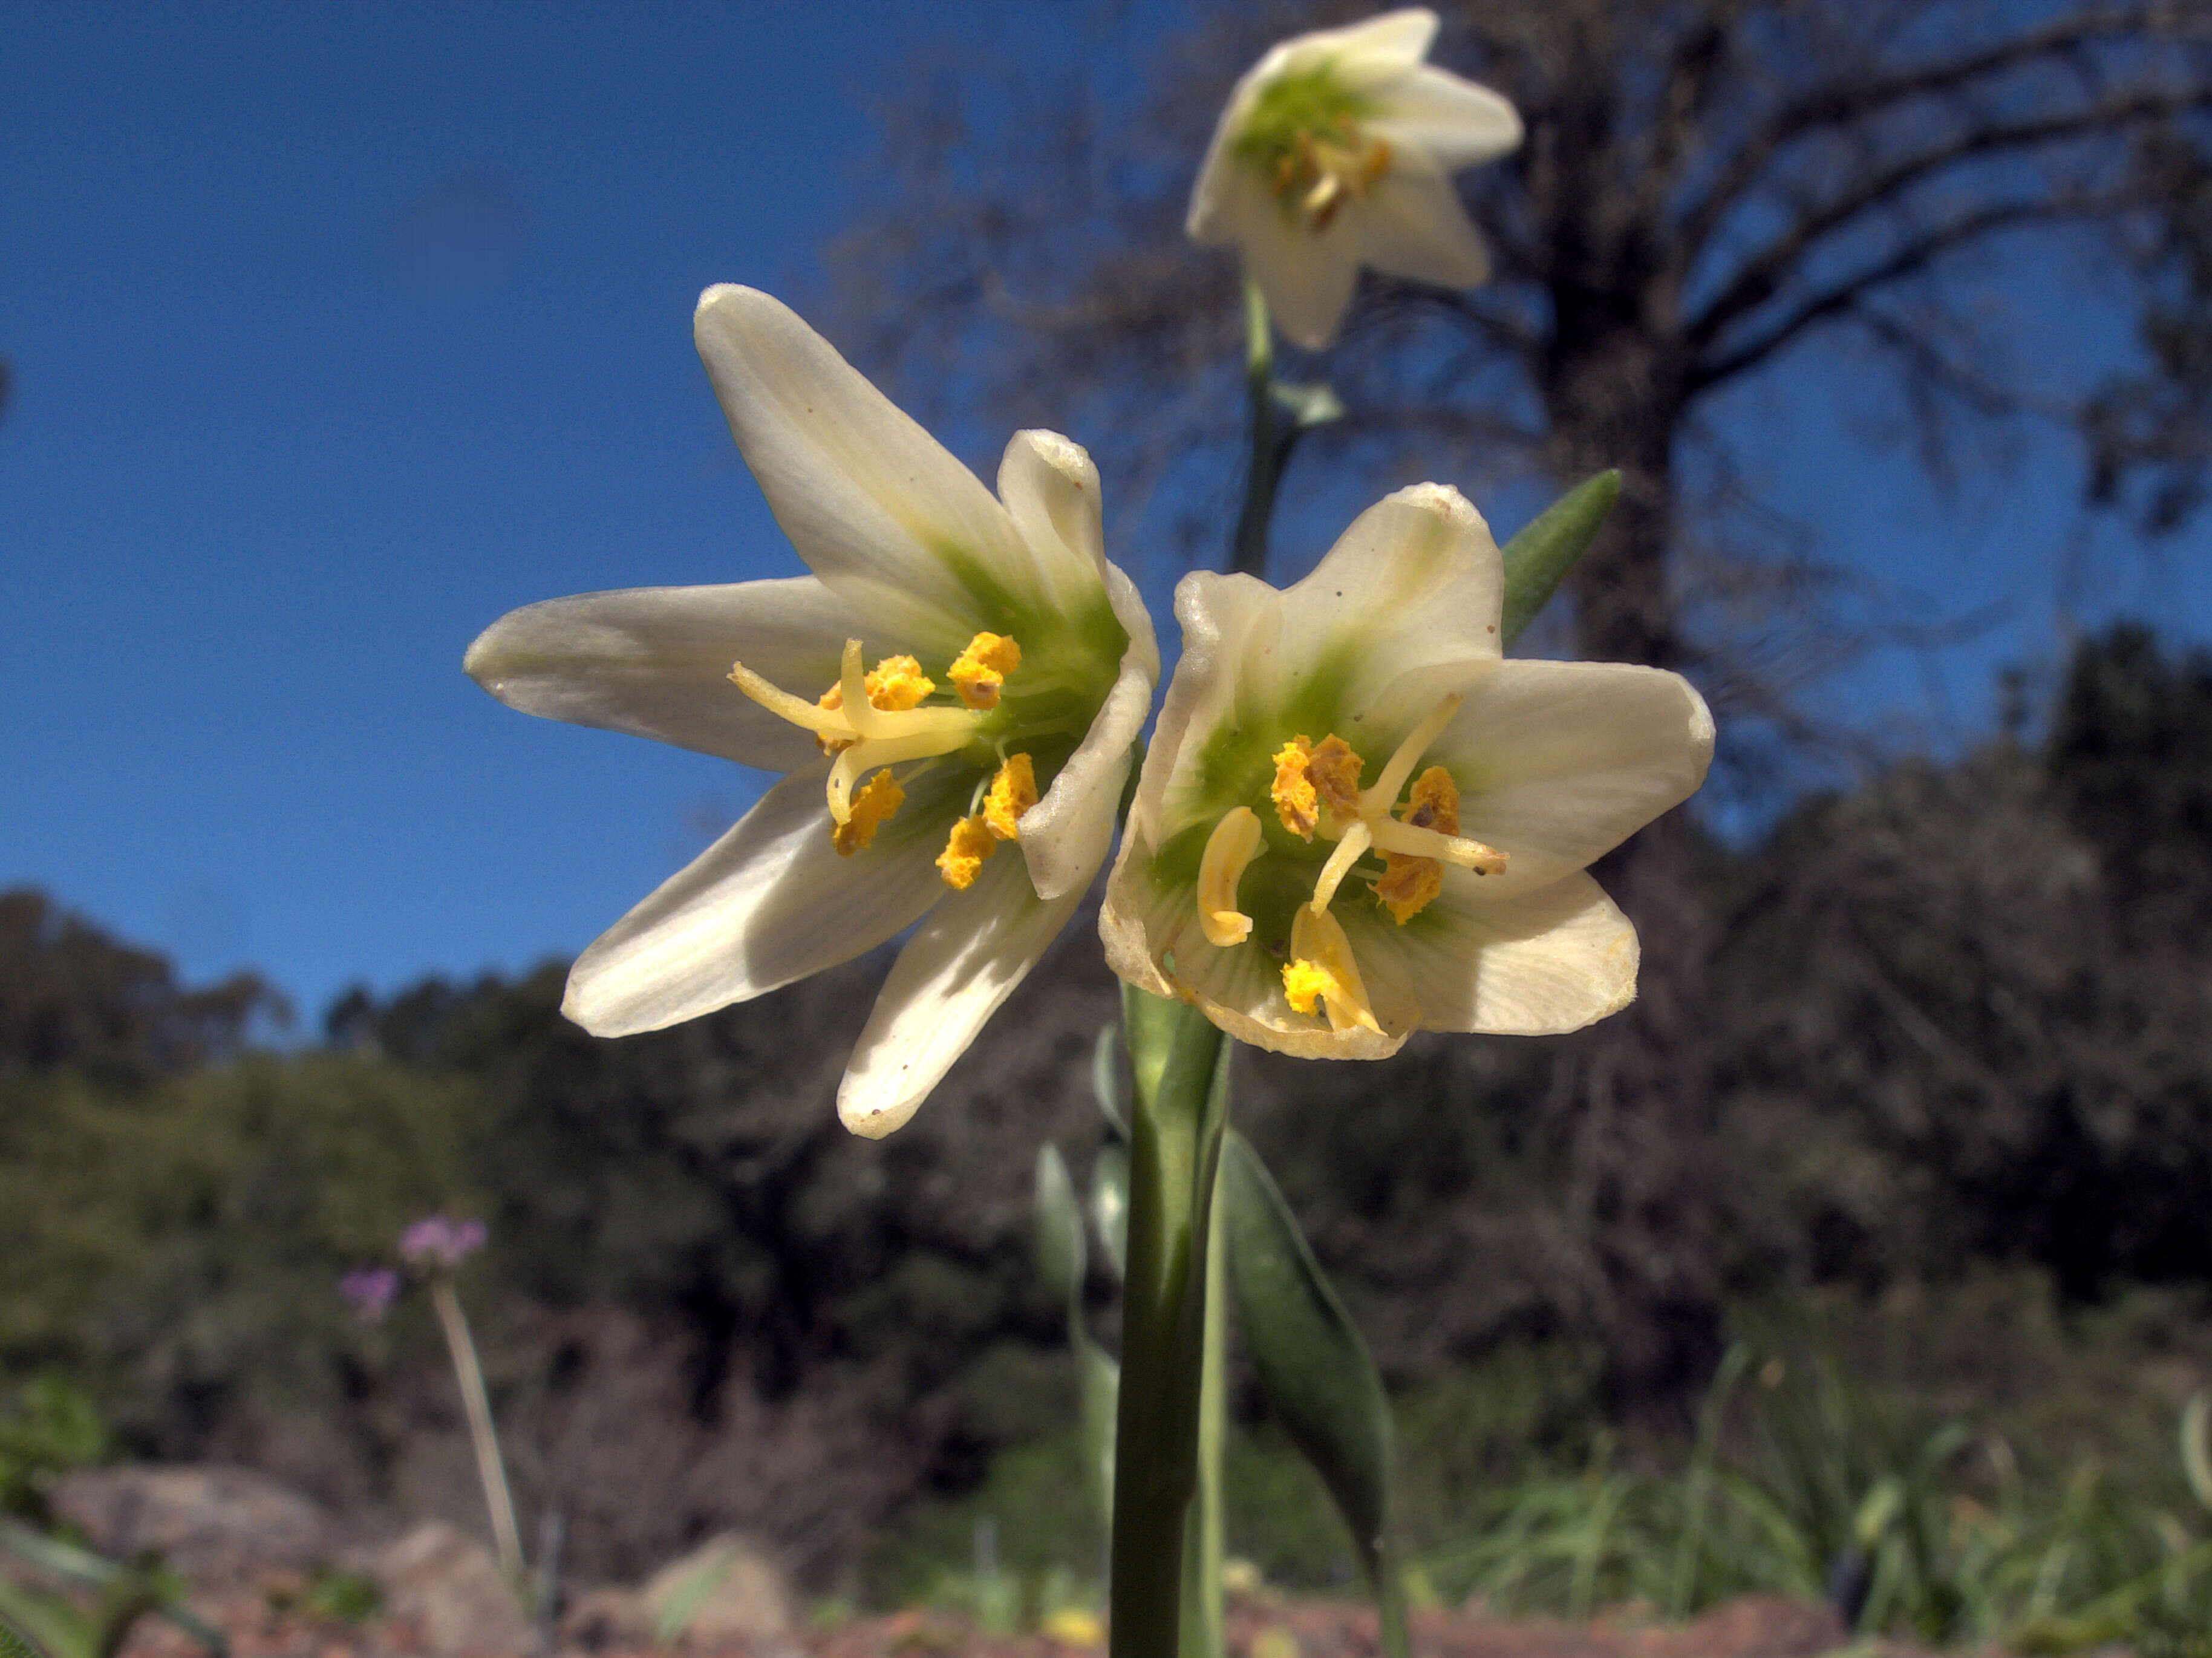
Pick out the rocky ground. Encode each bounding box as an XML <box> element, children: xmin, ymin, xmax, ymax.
<box><xmin>24</xmin><ymin>1466</ymin><xmax>2059</xmax><ymax>1658</ymax></box>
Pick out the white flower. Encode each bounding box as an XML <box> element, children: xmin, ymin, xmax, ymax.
<box><xmin>1100</xmin><ymin>483</ymin><xmax>1712</xmax><ymax>1057</ymax></box>
<box><xmin>1187</xmin><ymin>8</ymin><xmax>1522</xmax><ymax>350</ymax></box>
<box><xmin>466</xmin><ymin>287</ymin><xmax>1158</xmax><ymax>1137</ymax></box>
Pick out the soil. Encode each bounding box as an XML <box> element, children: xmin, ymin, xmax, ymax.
<box><xmin>109</xmin><ymin>1587</ymin><xmax>2046</xmax><ymax>1658</ymax></box>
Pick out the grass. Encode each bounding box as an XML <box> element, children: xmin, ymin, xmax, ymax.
<box><xmin>875</xmin><ymin>1275</ymin><xmax>2212</xmax><ymax>1652</ymax></box>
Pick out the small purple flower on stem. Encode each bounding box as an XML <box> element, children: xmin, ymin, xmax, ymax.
<box><xmin>339</xmin><ymin>1265</ymin><xmax>401</xmax><ymax>1323</ymax></box>
<box><xmin>399</xmin><ymin>1214</ymin><xmax>488</xmax><ymax>1271</ymax></box>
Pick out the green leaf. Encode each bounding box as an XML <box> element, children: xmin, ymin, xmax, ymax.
<box><xmin>1269</xmin><ymin>379</ymin><xmax>1344</xmax><ymax>432</ymax></box>
<box><xmin>1077</xmin><ymin>1334</ymin><xmax>1120</xmax><ymax>1539</ymax></box>
<box><xmin>1498</xmin><ymin>471</ymin><xmax>1620</xmax><ymax>650</ymax></box>
<box><xmin>2182</xmin><ymin>1388</ymin><xmax>2212</xmax><ymax>1512</ymax></box>
<box><xmin>1221</xmin><ymin>1132</ymin><xmax>1401</xmax><ymax>1635</ymax></box>
<box><xmin>0</xmin><ymin>1613</ymin><xmax>40</xmax><ymax>1658</ymax></box>
<box><xmin>1034</xmin><ymin>1143</ymin><xmax>1085</xmax><ymax>1308</ymax></box>
<box><xmin>1091</xmin><ymin>1025</ymin><xmax>1128</xmax><ymax>1139</ymax></box>
<box><xmin>1091</xmin><ymin>1142</ymin><xmax>1129</xmax><ymax>1283</ymax></box>
<box><xmin>653</xmin><ymin>1543</ymin><xmax>738</xmax><ymax>1647</ymax></box>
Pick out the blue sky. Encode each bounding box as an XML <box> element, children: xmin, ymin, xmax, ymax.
<box><xmin>6</xmin><ymin>3</ymin><xmax>2207</xmax><ymax>1024</ymax></box>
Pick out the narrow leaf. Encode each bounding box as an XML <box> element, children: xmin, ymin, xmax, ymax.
<box><xmin>1091</xmin><ymin>1142</ymin><xmax>1129</xmax><ymax>1283</ymax></box>
<box><xmin>1078</xmin><ymin>1336</ymin><xmax>1120</xmax><ymax>1539</ymax></box>
<box><xmin>1091</xmin><ymin>1024</ymin><xmax>1128</xmax><ymax>1139</ymax></box>
<box><xmin>1034</xmin><ymin>1143</ymin><xmax>1085</xmax><ymax>1307</ymax></box>
<box><xmin>1498</xmin><ymin>471</ymin><xmax>1619</xmax><ymax>650</ymax></box>
<box><xmin>1221</xmin><ymin>1134</ymin><xmax>1396</xmax><ymax>1589</ymax></box>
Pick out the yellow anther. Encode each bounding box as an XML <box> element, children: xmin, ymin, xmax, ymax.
<box><xmin>1197</xmin><ymin>807</ymin><xmax>1264</xmax><ymax>947</ymax></box>
<box><xmin>1281</xmin><ymin>958</ymin><xmax>1337</xmax><ymax>1017</ymax></box>
<box><xmin>863</xmin><ymin>653</ymin><xmax>933</xmax><ymax>711</ymax></box>
<box><xmin>1282</xmin><ymin>905</ymin><xmax>1382</xmax><ymax>1034</ymax></box>
<box><xmin>935</xmin><ymin>814</ymin><xmax>997</xmax><ymax>890</ymax></box>
<box><xmin>948</xmin><ymin>632</ymin><xmax>1022</xmax><ymax>711</ymax></box>
<box><xmin>984</xmin><ymin>752</ymin><xmax>1037</xmax><ymax>840</ymax></box>
<box><xmin>833</xmin><ymin>769</ymin><xmax>904</xmax><ymax>856</ymax></box>
<box><xmin>1271</xmin><ymin>737</ymin><xmax>1319</xmax><ymax>838</ymax></box>
<box><xmin>1401</xmin><ymin>765</ymin><xmax>1461</xmax><ymax>834</ymax></box>
<box><xmin>1275</xmin><ymin>126</ymin><xmax>1394</xmax><ymax>233</ymax></box>
<box><xmin>1306</xmin><ymin>735</ymin><xmax>1366</xmax><ymax>821</ymax></box>
<box><xmin>1374</xmin><ymin>857</ymin><xmax>1444</xmax><ymax>924</ymax></box>
<box><xmin>1376</xmin><ymin>765</ymin><xmax>1460</xmax><ymax>924</ymax></box>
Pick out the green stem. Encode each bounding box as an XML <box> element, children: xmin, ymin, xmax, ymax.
<box><xmin>1183</xmin><ymin>1181</ymin><xmax>1227</xmax><ymax>1658</ymax></box>
<box><xmin>1229</xmin><ymin>279</ymin><xmax>1282</xmax><ymax>579</ymax></box>
<box><xmin>430</xmin><ymin>1277</ymin><xmax>526</xmax><ymax>1591</ymax></box>
<box><xmin>1111</xmin><ymin>992</ymin><xmax>1230</xmax><ymax>1658</ymax></box>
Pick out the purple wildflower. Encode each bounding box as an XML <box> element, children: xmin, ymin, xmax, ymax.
<box><xmin>399</xmin><ymin>1214</ymin><xmax>488</xmax><ymax>1270</ymax></box>
<box><xmin>339</xmin><ymin>1265</ymin><xmax>401</xmax><ymax>1323</ymax></box>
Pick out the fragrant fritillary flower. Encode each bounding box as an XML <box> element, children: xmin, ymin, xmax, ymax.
<box><xmin>466</xmin><ymin>288</ymin><xmax>1157</xmax><ymax>1136</ymax></box>
<box><xmin>1101</xmin><ymin>483</ymin><xmax>1712</xmax><ymax>1056</ymax></box>
<box><xmin>1187</xmin><ymin>8</ymin><xmax>1522</xmax><ymax>348</ymax></box>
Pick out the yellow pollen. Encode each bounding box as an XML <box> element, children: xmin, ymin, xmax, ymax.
<box><xmin>1271</xmin><ymin>738</ymin><xmax>1320</xmax><ymax>838</ymax></box>
<box><xmin>1196</xmin><ymin>806</ymin><xmax>1264</xmax><ymax>947</ymax></box>
<box><xmin>948</xmin><ymin>632</ymin><xmax>1022</xmax><ymax>711</ymax></box>
<box><xmin>833</xmin><ymin>769</ymin><xmax>904</xmax><ymax>856</ymax></box>
<box><xmin>984</xmin><ymin>752</ymin><xmax>1037</xmax><ymax>840</ymax></box>
<box><xmin>1307</xmin><ymin>735</ymin><xmax>1366</xmax><ymax>821</ymax></box>
<box><xmin>1281</xmin><ymin>959</ymin><xmax>1338</xmax><ymax>1017</ymax></box>
<box><xmin>863</xmin><ymin>654</ymin><xmax>933</xmax><ymax>711</ymax></box>
<box><xmin>1376</xmin><ymin>766</ymin><xmax>1461</xmax><ymax>924</ymax></box>
<box><xmin>935</xmin><ymin>814</ymin><xmax>997</xmax><ymax>890</ymax></box>
<box><xmin>1282</xmin><ymin>906</ymin><xmax>1382</xmax><ymax>1034</ymax></box>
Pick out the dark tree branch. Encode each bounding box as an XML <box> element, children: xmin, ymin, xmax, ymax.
<box><xmin>1675</xmin><ymin>2</ymin><xmax>2208</xmax><ymax>266</ymax></box>
<box><xmin>1690</xmin><ymin>192</ymin><xmax>2126</xmax><ymax>391</ymax></box>
<box><xmin>1688</xmin><ymin>88</ymin><xmax>2208</xmax><ymax>348</ymax></box>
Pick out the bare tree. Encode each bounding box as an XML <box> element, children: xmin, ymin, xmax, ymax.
<box><xmin>824</xmin><ymin>0</ymin><xmax>2212</xmax><ymax>1406</ymax></box>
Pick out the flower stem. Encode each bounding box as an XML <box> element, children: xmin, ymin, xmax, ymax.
<box><xmin>1183</xmin><ymin>1181</ymin><xmax>1228</xmax><ymax>1658</ymax></box>
<box><xmin>429</xmin><ymin>1276</ymin><xmax>526</xmax><ymax>1591</ymax></box>
<box><xmin>1111</xmin><ymin>990</ymin><xmax>1230</xmax><ymax>1658</ymax></box>
<box><xmin>1229</xmin><ymin>279</ymin><xmax>1282</xmax><ymax>579</ymax></box>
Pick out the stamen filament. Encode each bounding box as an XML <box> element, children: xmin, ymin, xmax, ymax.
<box><xmin>1362</xmin><ymin>694</ymin><xmax>1463</xmax><ymax>815</ymax></box>
<box><xmin>827</xmin><ymin>728</ymin><xmax>980</xmax><ymax>822</ymax></box>
<box><xmin>1308</xmin><ymin>820</ymin><xmax>1372</xmax><ymax>914</ymax></box>
<box><xmin>1368</xmin><ymin>816</ymin><xmax>1507</xmax><ymax>873</ymax></box>
<box><xmin>1198</xmin><ymin>807</ymin><xmax>1264</xmax><ymax>947</ymax></box>
<box><xmin>730</xmin><ymin>662</ymin><xmax>855</xmax><ymax>739</ymax></box>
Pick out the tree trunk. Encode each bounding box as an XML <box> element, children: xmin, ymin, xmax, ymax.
<box><xmin>1542</xmin><ymin>332</ymin><xmax>1724</xmax><ymax>1421</ymax></box>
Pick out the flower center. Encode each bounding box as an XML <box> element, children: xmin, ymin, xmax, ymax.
<box><xmin>1232</xmin><ymin>62</ymin><xmax>1392</xmax><ymax>233</ymax></box>
<box><xmin>730</xmin><ymin>634</ymin><xmax>1039</xmax><ymax>889</ymax></box>
<box><xmin>1193</xmin><ymin>693</ymin><xmax>1507</xmax><ymax>1031</ymax></box>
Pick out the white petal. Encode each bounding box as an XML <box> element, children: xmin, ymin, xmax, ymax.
<box><xmin>1129</xmin><ymin>485</ymin><xmax>1506</xmax><ymax>849</ymax></box>
<box><xmin>1019</xmin><ymin>654</ymin><xmax>1147</xmax><ymax>904</ymax></box>
<box><xmin>1295</xmin><ymin>9</ymin><xmax>1439</xmax><ymax>83</ymax></box>
<box><xmin>562</xmin><ymin>768</ymin><xmax>959</xmax><ymax>1036</ymax></box>
<box><xmin>1368</xmin><ymin>65</ymin><xmax>1523</xmax><ymax>169</ymax></box>
<box><xmin>463</xmin><ymin>577</ymin><xmax>866</xmax><ymax>772</ymax></box>
<box><xmin>837</xmin><ymin>847</ymin><xmax>1085</xmax><ymax>1137</ymax></box>
<box><xmin>1347</xmin><ymin>161</ymin><xmax>1492</xmax><ymax>292</ymax></box>
<box><xmin>1432</xmin><ymin>659</ymin><xmax>1716</xmax><ymax>897</ymax></box>
<box><xmin>1232</xmin><ymin>184</ymin><xmax>1364</xmax><ymax>350</ymax></box>
<box><xmin>1350</xmin><ymin>870</ymin><xmax>1639</xmax><ymax>1035</ymax></box>
<box><xmin>996</xmin><ymin>430</ymin><xmax>1114</xmax><ymax>615</ymax></box>
<box><xmin>693</xmin><ymin>286</ymin><xmax>1028</xmax><ymax>650</ymax></box>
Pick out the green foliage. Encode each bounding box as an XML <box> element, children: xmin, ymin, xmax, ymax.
<box><xmin>0</xmin><ymin>890</ymin><xmax>278</xmax><ymax>1088</ymax></box>
<box><xmin>0</xmin><ymin>1379</ymin><xmax>105</xmax><ymax>1521</ymax></box>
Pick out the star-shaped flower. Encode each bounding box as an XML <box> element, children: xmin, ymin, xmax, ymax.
<box><xmin>1187</xmin><ymin>8</ymin><xmax>1522</xmax><ymax>350</ymax></box>
<box><xmin>466</xmin><ymin>287</ymin><xmax>1158</xmax><ymax>1136</ymax></box>
<box><xmin>1100</xmin><ymin>483</ymin><xmax>1712</xmax><ymax>1056</ymax></box>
